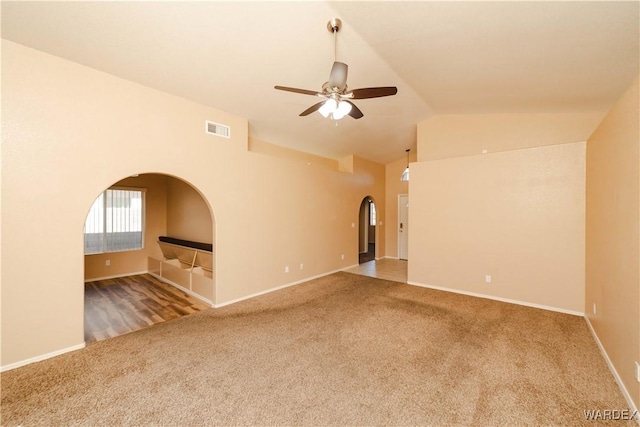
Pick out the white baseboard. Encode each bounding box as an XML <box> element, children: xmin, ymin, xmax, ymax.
<box><xmin>1</xmin><ymin>343</ymin><xmax>85</xmax><ymax>372</ymax></box>
<box><xmin>215</xmin><ymin>267</ymin><xmax>353</xmax><ymax>308</ymax></box>
<box><xmin>148</xmin><ymin>272</ymin><xmax>214</xmax><ymax>307</ymax></box>
<box><xmin>342</xmin><ymin>263</ymin><xmax>359</xmax><ymax>271</ymax></box>
<box><xmin>383</xmin><ymin>256</ymin><xmax>400</xmax><ymax>260</ymax></box>
<box><xmin>584</xmin><ymin>316</ymin><xmax>639</xmax><ymax>424</ymax></box>
<box><xmin>406</xmin><ymin>280</ymin><xmax>584</xmax><ymax>317</ymax></box>
<box><xmin>84</xmin><ymin>270</ymin><xmax>148</xmax><ymax>283</ymax></box>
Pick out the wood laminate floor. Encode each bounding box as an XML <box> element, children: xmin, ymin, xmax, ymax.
<box><xmin>345</xmin><ymin>258</ymin><xmax>408</xmax><ymax>283</ymax></box>
<box><xmin>84</xmin><ymin>274</ymin><xmax>209</xmax><ymax>343</ymax></box>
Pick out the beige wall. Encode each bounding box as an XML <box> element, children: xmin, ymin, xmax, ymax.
<box><xmin>248</xmin><ymin>137</ymin><xmax>339</xmax><ymax>171</ymax></box>
<box><xmin>1</xmin><ymin>41</ymin><xmax>385</xmax><ymax>367</ymax></box>
<box><xmin>408</xmin><ymin>142</ymin><xmax>586</xmax><ymax>313</ymax></box>
<box><xmin>384</xmin><ymin>152</ymin><xmax>416</xmax><ymax>258</ymax></box>
<box><xmin>586</xmin><ymin>76</ymin><xmax>639</xmax><ymax>408</ymax></box>
<box><xmin>413</xmin><ymin>112</ymin><xmax>593</xmax><ymax>312</ymax></box>
<box><xmin>84</xmin><ymin>174</ymin><xmax>168</xmax><ymax>280</ymax></box>
<box><xmin>417</xmin><ymin>112</ymin><xmax>604</xmax><ymax>162</ymax></box>
<box><xmin>359</xmin><ymin>199</ymin><xmax>368</xmax><ymax>253</ymax></box>
<box><xmin>166</xmin><ymin>177</ymin><xmax>214</xmax><ymax>244</ymax></box>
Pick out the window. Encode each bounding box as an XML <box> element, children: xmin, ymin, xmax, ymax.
<box><xmin>369</xmin><ymin>201</ymin><xmax>376</xmax><ymax>226</ymax></box>
<box><xmin>84</xmin><ymin>188</ymin><xmax>145</xmax><ymax>254</ymax></box>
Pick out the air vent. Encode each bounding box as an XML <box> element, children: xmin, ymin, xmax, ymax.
<box><xmin>205</xmin><ymin>120</ymin><xmax>230</xmax><ymax>138</ymax></box>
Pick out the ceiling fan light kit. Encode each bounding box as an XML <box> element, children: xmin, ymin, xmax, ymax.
<box><xmin>275</xmin><ymin>18</ymin><xmax>397</xmax><ymax>121</ymax></box>
<box><xmin>319</xmin><ymin>98</ymin><xmax>352</xmax><ymax>120</ymax></box>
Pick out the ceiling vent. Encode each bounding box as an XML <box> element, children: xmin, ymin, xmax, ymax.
<box><xmin>205</xmin><ymin>120</ymin><xmax>230</xmax><ymax>139</ymax></box>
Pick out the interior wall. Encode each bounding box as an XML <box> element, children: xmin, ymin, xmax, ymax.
<box><xmin>585</xmin><ymin>76</ymin><xmax>640</xmax><ymax>409</ymax></box>
<box><xmin>417</xmin><ymin>112</ymin><xmax>605</xmax><ymax>162</ymax></box>
<box><xmin>1</xmin><ymin>41</ymin><xmax>385</xmax><ymax>368</ymax></box>
<box><xmin>413</xmin><ymin>110</ymin><xmax>589</xmax><ymax>313</ymax></box>
<box><xmin>166</xmin><ymin>177</ymin><xmax>214</xmax><ymax>244</ymax></box>
<box><xmin>358</xmin><ymin>199</ymin><xmax>369</xmax><ymax>253</ymax></box>
<box><xmin>84</xmin><ymin>174</ymin><xmax>167</xmax><ymax>280</ymax></box>
<box><xmin>248</xmin><ymin>137</ymin><xmax>339</xmax><ymax>171</ymax></box>
<box><xmin>409</xmin><ymin>142</ymin><xmax>586</xmax><ymax>312</ymax></box>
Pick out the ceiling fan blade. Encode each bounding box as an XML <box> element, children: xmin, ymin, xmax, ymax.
<box><xmin>328</xmin><ymin>62</ymin><xmax>348</xmax><ymax>92</ymax></box>
<box><xmin>299</xmin><ymin>101</ymin><xmax>326</xmax><ymax>116</ymax></box>
<box><xmin>345</xmin><ymin>101</ymin><xmax>364</xmax><ymax>119</ymax></box>
<box><xmin>350</xmin><ymin>87</ymin><xmax>398</xmax><ymax>99</ymax></box>
<box><xmin>274</xmin><ymin>86</ymin><xmax>320</xmax><ymax>96</ymax></box>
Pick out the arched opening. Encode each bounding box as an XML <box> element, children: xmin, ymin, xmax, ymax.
<box><xmin>358</xmin><ymin>196</ymin><xmax>377</xmax><ymax>264</ymax></box>
<box><xmin>83</xmin><ymin>173</ymin><xmax>215</xmax><ymax>343</ymax></box>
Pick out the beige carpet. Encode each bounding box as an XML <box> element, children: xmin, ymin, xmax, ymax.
<box><xmin>1</xmin><ymin>272</ymin><xmax>634</xmax><ymax>426</ymax></box>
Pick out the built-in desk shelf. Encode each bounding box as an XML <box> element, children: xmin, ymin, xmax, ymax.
<box><xmin>148</xmin><ymin>237</ymin><xmax>214</xmax><ymax>306</ymax></box>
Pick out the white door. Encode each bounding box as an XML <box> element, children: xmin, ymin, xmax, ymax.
<box><xmin>398</xmin><ymin>194</ymin><xmax>409</xmax><ymax>260</ymax></box>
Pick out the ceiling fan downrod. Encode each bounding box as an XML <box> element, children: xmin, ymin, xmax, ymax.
<box><xmin>327</xmin><ymin>18</ymin><xmax>342</xmax><ymax>63</ymax></box>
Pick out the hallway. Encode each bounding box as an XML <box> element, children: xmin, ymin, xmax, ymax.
<box><xmin>345</xmin><ymin>258</ymin><xmax>407</xmax><ymax>283</ymax></box>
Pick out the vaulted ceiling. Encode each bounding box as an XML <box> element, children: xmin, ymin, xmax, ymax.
<box><xmin>2</xmin><ymin>1</ymin><xmax>638</xmax><ymax>164</ymax></box>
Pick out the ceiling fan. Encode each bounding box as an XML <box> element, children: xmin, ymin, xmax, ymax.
<box><xmin>275</xmin><ymin>18</ymin><xmax>398</xmax><ymax>120</ymax></box>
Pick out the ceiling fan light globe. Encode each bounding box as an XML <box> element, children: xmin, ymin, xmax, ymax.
<box><xmin>337</xmin><ymin>100</ymin><xmax>352</xmax><ymax>115</ymax></box>
<box><xmin>401</xmin><ymin>167</ymin><xmax>410</xmax><ymax>182</ymax></box>
<box><xmin>319</xmin><ymin>99</ymin><xmax>337</xmax><ymax>118</ymax></box>
<box><xmin>332</xmin><ymin>110</ymin><xmax>346</xmax><ymax>120</ymax></box>
<box><xmin>319</xmin><ymin>100</ymin><xmax>333</xmax><ymax>118</ymax></box>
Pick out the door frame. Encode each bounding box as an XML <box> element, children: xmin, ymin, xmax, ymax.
<box><xmin>359</xmin><ymin>198</ymin><xmax>369</xmax><ymax>254</ymax></box>
<box><xmin>358</xmin><ymin>196</ymin><xmax>378</xmax><ymax>262</ymax></box>
<box><xmin>398</xmin><ymin>194</ymin><xmax>408</xmax><ymax>260</ymax></box>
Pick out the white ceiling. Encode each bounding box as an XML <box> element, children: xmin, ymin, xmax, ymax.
<box><xmin>2</xmin><ymin>1</ymin><xmax>638</xmax><ymax>164</ymax></box>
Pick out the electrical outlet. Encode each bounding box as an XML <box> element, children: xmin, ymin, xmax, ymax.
<box><xmin>485</xmin><ymin>275</ymin><xmax>492</xmax><ymax>283</ymax></box>
<box><xmin>341</xmin><ymin>254</ymin><xmax>344</xmax><ymax>260</ymax></box>
<box><xmin>105</xmin><ymin>260</ymin><xmax>110</xmax><ymax>266</ymax></box>
<box><xmin>593</xmin><ymin>303</ymin><xmax>597</xmax><ymax>315</ymax></box>
<box><xmin>635</xmin><ymin>362</ymin><xmax>640</xmax><ymax>382</ymax></box>
<box><xmin>285</xmin><ymin>266</ymin><xmax>289</xmax><ymax>273</ymax></box>
<box><xmin>299</xmin><ymin>263</ymin><xmax>304</xmax><ymax>270</ymax></box>
<box><xmin>351</xmin><ymin>222</ymin><xmax>355</xmax><ymax>228</ymax></box>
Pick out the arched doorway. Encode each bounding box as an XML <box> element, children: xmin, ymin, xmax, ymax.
<box><xmin>83</xmin><ymin>173</ymin><xmax>215</xmax><ymax>343</ymax></box>
<box><xmin>358</xmin><ymin>196</ymin><xmax>377</xmax><ymax>264</ymax></box>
